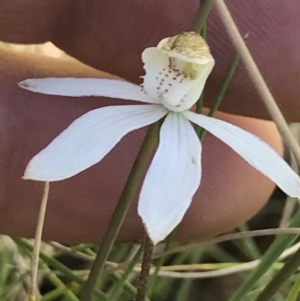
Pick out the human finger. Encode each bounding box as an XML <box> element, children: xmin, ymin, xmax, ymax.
<box><xmin>1</xmin><ymin>0</ymin><xmax>299</xmax><ymax>120</ymax></box>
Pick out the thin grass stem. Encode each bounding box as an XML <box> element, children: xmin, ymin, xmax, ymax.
<box><xmin>214</xmin><ymin>0</ymin><xmax>300</xmax><ymax>166</ymax></box>
<box><xmin>28</xmin><ymin>182</ymin><xmax>50</xmax><ymax>301</ymax></box>
<box><xmin>155</xmin><ymin>228</ymin><xmax>300</xmax><ymax>258</ymax></box>
<box><xmin>15</xmin><ymin>237</ymin><xmax>105</xmax><ymax>300</ymax></box>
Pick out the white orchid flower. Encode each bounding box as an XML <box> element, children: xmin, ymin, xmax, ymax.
<box><xmin>19</xmin><ymin>32</ymin><xmax>300</xmax><ymax>245</ymax></box>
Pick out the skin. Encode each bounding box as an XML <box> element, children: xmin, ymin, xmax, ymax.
<box><xmin>0</xmin><ymin>0</ymin><xmax>297</xmax><ymax>243</ymax></box>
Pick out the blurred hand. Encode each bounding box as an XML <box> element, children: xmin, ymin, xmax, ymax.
<box><xmin>0</xmin><ymin>0</ymin><xmax>295</xmax><ymax>242</ymax></box>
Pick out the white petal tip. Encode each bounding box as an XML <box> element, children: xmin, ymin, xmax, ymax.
<box><xmin>23</xmin><ymin>164</ymin><xmax>67</xmax><ymax>182</ymax></box>
<box><xmin>22</xmin><ymin>169</ymin><xmax>41</xmax><ymax>181</ymax></box>
<box><xmin>22</xmin><ymin>175</ymin><xmax>41</xmax><ymax>181</ymax></box>
<box><xmin>23</xmin><ymin>161</ymin><xmax>55</xmax><ymax>182</ymax></box>
<box><xmin>22</xmin><ymin>168</ymin><xmax>33</xmax><ymax>180</ymax></box>
<box><xmin>151</xmin><ymin>240</ymin><xmax>159</xmax><ymax>246</ymax></box>
<box><xmin>18</xmin><ymin>79</ymin><xmax>43</xmax><ymax>94</ymax></box>
<box><xmin>290</xmin><ymin>192</ymin><xmax>300</xmax><ymax>199</ymax></box>
<box><xmin>146</xmin><ymin>233</ymin><xmax>164</xmax><ymax>246</ymax></box>
<box><xmin>18</xmin><ymin>80</ymin><xmax>33</xmax><ymax>90</ymax></box>
<box><xmin>143</xmin><ymin>224</ymin><xmax>169</xmax><ymax>246</ymax></box>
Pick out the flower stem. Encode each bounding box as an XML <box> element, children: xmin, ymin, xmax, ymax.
<box><xmin>29</xmin><ymin>181</ymin><xmax>50</xmax><ymax>301</ymax></box>
<box><xmin>135</xmin><ymin>232</ymin><xmax>154</xmax><ymax>301</ymax></box>
<box><xmin>79</xmin><ymin>121</ymin><xmax>161</xmax><ymax>301</ymax></box>
<box><xmin>198</xmin><ymin>54</ymin><xmax>240</xmax><ymax>140</ymax></box>
<box><xmin>147</xmin><ymin>230</ymin><xmax>176</xmax><ymax>296</ymax></box>
<box><xmin>190</xmin><ymin>0</ymin><xmax>215</xmax><ymax>33</ymax></box>
<box><xmin>195</xmin><ymin>24</ymin><xmax>207</xmax><ymax>121</ymax></box>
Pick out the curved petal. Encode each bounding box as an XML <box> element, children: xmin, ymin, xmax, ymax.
<box><xmin>138</xmin><ymin>113</ymin><xmax>201</xmax><ymax>245</ymax></box>
<box><xmin>142</xmin><ymin>48</ymin><xmax>214</xmax><ymax>112</ymax></box>
<box><xmin>185</xmin><ymin>111</ymin><xmax>300</xmax><ymax>198</ymax></box>
<box><xmin>19</xmin><ymin>78</ymin><xmax>157</xmax><ymax>103</ymax></box>
<box><xmin>24</xmin><ymin>105</ymin><xmax>167</xmax><ymax>181</ymax></box>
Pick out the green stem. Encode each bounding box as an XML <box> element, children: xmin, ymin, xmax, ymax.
<box><xmin>229</xmin><ymin>208</ymin><xmax>300</xmax><ymax>301</ymax></box>
<box><xmin>108</xmin><ymin>245</ymin><xmax>143</xmax><ymax>301</ymax></box>
<box><xmin>286</xmin><ymin>271</ymin><xmax>300</xmax><ymax>301</ymax></box>
<box><xmin>80</xmin><ymin>121</ymin><xmax>161</xmax><ymax>301</ymax></box>
<box><xmin>194</xmin><ymin>24</ymin><xmax>207</xmax><ymax>127</ymax></box>
<box><xmin>14</xmin><ymin>237</ymin><xmax>104</xmax><ymax>300</ymax></box>
<box><xmin>175</xmin><ymin>249</ymin><xmax>203</xmax><ymax>301</ymax></box>
<box><xmin>208</xmin><ymin>54</ymin><xmax>240</xmax><ymax>117</ymax></box>
<box><xmin>190</xmin><ymin>0</ymin><xmax>215</xmax><ymax>33</ymax></box>
<box><xmin>39</xmin><ymin>287</ymin><xmax>70</xmax><ymax>301</ymax></box>
<box><xmin>14</xmin><ymin>238</ymin><xmax>79</xmax><ymax>301</ymax></box>
<box><xmin>254</xmin><ymin>246</ymin><xmax>300</xmax><ymax>301</ymax></box>
<box><xmin>236</xmin><ymin>224</ymin><xmax>261</xmax><ymax>260</ymax></box>
<box><xmin>109</xmin><ymin>273</ymin><xmax>151</xmax><ymax>301</ymax></box>
<box><xmin>198</xmin><ymin>54</ymin><xmax>240</xmax><ymax>139</ymax></box>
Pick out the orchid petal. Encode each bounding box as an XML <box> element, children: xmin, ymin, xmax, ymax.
<box><xmin>142</xmin><ymin>48</ymin><xmax>214</xmax><ymax>112</ymax></box>
<box><xmin>19</xmin><ymin>78</ymin><xmax>157</xmax><ymax>103</ymax></box>
<box><xmin>185</xmin><ymin>111</ymin><xmax>300</xmax><ymax>198</ymax></box>
<box><xmin>138</xmin><ymin>113</ymin><xmax>201</xmax><ymax>244</ymax></box>
<box><xmin>24</xmin><ymin>105</ymin><xmax>167</xmax><ymax>181</ymax></box>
